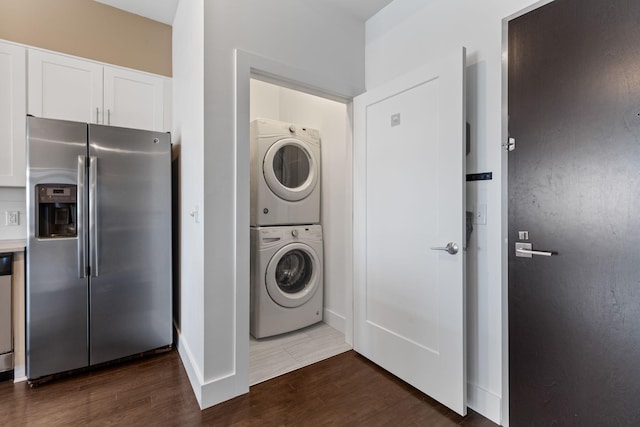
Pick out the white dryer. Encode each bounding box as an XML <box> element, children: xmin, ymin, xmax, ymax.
<box><xmin>250</xmin><ymin>118</ymin><xmax>321</xmax><ymax>226</ymax></box>
<box><xmin>250</xmin><ymin>225</ymin><xmax>323</xmax><ymax>339</ymax></box>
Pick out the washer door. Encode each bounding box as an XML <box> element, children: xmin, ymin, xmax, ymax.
<box><xmin>265</xmin><ymin>242</ymin><xmax>320</xmax><ymax>308</ymax></box>
<box><xmin>263</xmin><ymin>138</ymin><xmax>318</xmax><ymax>202</ymax></box>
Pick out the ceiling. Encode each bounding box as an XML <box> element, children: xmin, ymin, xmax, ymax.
<box><xmin>94</xmin><ymin>0</ymin><xmax>393</xmax><ymax>26</ymax></box>
<box><xmin>308</xmin><ymin>0</ymin><xmax>395</xmax><ymax>21</ymax></box>
<box><xmin>95</xmin><ymin>0</ymin><xmax>179</xmax><ymax>25</ymax></box>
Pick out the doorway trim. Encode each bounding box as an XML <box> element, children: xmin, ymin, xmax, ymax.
<box><xmin>500</xmin><ymin>1</ymin><xmax>555</xmax><ymax>426</ymax></box>
<box><xmin>234</xmin><ymin>49</ymin><xmax>361</xmax><ymax>389</ymax></box>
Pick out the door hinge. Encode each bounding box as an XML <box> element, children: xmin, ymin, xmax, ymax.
<box><xmin>503</xmin><ymin>137</ymin><xmax>516</xmax><ymax>152</ymax></box>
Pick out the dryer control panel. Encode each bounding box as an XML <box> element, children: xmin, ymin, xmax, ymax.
<box><xmin>289</xmin><ymin>124</ymin><xmax>320</xmax><ymax>142</ymax></box>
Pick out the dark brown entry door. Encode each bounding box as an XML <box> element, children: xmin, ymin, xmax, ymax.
<box><xmin>508</xmin><ymin>0</ymin><xmax>640</xmax><ymax>424</ymax></box>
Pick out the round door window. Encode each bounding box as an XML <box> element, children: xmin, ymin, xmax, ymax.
<box><xmin>263</xmin><ymin>138</ymin><xmax>318</xmax><ymax>202</ymax></box>
<box><xmin>275</xmin><ymin>249</ymin><xmax>313</xmax><ymax>294</ymax></box>
<box><xmin>265</xmin><ymin>242</ymin><xmax>320</xmax><ymax>308</ymax></box>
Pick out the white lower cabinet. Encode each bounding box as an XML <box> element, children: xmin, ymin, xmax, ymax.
<box><xmin>0</xmin><ymin>41</ymin><xmax>26</xmax><ymax>187</ymax></box>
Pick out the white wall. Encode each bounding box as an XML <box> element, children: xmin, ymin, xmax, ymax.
<box><xmin>250</xmin><ymin>79</ymin><xmax>352</xmax><ymax>332</ymax></box>
<box><xmin>171</xmin><ymin>0</ymin><xmax>205</xmax><ymax>404</ymax></box>
<box><xmin>365</xmin><ymin>0</ymin><xmax>547</xmax><ymax>424</ymax></box>
<box><xmin>0</xmin><ymin>188</ymin><xmax>26</xmax><ymax>240</ymax></box>
<box><xmin>249</xmin><ymin>80</ymin><xmax>279</xmax><ymax>121</ymax></box>
<box><xmin>173</xmin><ymin>0</ymin><xmax>365</xmax><ymax>409</ymax></box>
<box><xmin>176</xmin><ymin>0</ymin><xmax>557</xmax><ymax>420</ymax></box>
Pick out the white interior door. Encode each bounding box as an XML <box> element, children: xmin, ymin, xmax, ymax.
<box><xmin>353</xmin><ymin>48</ymin><xmax>466</xmax><ymax>415</ymax></box>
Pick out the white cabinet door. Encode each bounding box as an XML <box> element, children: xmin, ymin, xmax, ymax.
<box><xmin>28</xmin><ymin>49</ymin><xmax>103</xmax><ymax>124</ymax></box>
<box><xmin>353</xmin><ymin>48</ymin><xmax>467</xmax><ymax>415</ymax></box>
<box><xmin>0</xmin><ymin>41</ymin><xmax>26</xmax><ymax>187</ymax></box>
<box><xmin>103</xmin><ymin>66</ymin><xmax>164</xmax><ymax>132</ymax></box>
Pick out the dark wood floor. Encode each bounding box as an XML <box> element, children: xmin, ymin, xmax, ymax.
<box><xmin>0</xmin><ymin>350</ymin><xmax>498</xmax><ymax>426</ymax></box>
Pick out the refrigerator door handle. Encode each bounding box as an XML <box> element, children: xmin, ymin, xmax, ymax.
<box><xmin>77</xmin><ymin>156</ymin><xmax>87</xmax><ymax>278</ymax></box>
<box><xmin>89</xmin><ymin>156</ymin><xmax>99</xmax><ymax>277</ymax></box>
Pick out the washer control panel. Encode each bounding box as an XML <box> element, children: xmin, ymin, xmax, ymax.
<box><xmin>258</xmin><ymin>225</ymin><xmax>322</xmax><ymax>248</ymax></box>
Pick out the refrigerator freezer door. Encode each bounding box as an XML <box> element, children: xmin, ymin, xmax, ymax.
<box><xmin>26</xmin><ymin>117</ymin><xmax>89</xmax><ymax>379</ymax></box>
<box><xmin>88</xmin><ymin>124</ymin><xmax>172</xmax><ymax>365</ymax></box>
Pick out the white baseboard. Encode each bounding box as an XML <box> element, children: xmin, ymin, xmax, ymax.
<box><xmin>176</xmin><ymin>330</ymin><xmax>248</xmax><ymax>410</ymax></box>
<box><xmin>467</xmin><ymin>381</ymin><xmax>502</xmax><ymax>425</ymax></box>
<box><xmin>176</xmin><ymin>332</ymin><xmax>204</xmax><ymax>405</ymax></box>
<box><xmin>323</xmin><ymin>308</ymin><xmax>346</xmax><ymax>333</ymax></box>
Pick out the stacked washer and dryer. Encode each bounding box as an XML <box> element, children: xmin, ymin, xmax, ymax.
<box><xmin>249</xmin><ymin>118</ymin><xmax>324</xmax><ymax>339</ymax></box>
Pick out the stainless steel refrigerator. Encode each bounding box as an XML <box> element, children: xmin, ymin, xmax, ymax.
<box><xmin>26</xmin><ymin>116</ymin><xmax>172</xmax><ymax>381</ymax></box>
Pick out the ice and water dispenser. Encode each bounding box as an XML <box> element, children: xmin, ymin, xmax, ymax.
<box><xmin>36</xmin><ymin>184</ymin><xmax>78</xmax><ymax>238</ymax></box>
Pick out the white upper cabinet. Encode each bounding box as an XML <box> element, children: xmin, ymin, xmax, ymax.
<box><xmin>0</xmin><ymin>41</ymin><xmax>26</xmax><ymax>187</ymax></box>
<box><xmin>28</xmin><ymin>49</ymin><xmax>167</xmax><ymax>132</ymax></box>
<box><xmin>28</xmin><ymin>49</ymin><xmax>103</xmax><ymax>124</ymax></box>
<box><xmin>103</xmin><ymin>66</ymin><xmax>164</xmax><ymax>131</ymax></box>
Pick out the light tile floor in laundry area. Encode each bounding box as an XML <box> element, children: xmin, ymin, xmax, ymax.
<box><xmin>249</xmin><ymin>322</ymin><xmax>352</xmax><ymax>385</ymax></box>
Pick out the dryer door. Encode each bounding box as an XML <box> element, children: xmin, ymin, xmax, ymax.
<box><xmin>265</xmin><ymin>242</ymin><xmax>321</xmax><ymax>308</ymax></box>
<box><xmin>263</xmin><ymin>138</ymin><xmax>319</xmax><ymax>202</ymax></box>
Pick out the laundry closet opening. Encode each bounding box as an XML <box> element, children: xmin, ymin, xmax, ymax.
<box><xmin>248</xmin><ymin>77</ymin><xmax>353</xmax><ymax>385</ymax></box>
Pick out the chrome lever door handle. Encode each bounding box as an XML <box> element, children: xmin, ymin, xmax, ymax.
<box><xmin>516</xmin><ymin>248</ymin><xmax>554</xmax><ymax>256</ymax></box>
<box><xmin>515</xmin><ymin>242</ymin><xmax>557</xmax><ymax>258</ymax></box>
<box><xmin>430</xmin><ymin>242</ymin><xmax>459</xmax><ymax>255</ymax></box>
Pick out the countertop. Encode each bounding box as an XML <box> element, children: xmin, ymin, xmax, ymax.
<box><xmin>0</xmin><ymin>239</ymin><xmax>26</xmax><ymax>252</ymax></box>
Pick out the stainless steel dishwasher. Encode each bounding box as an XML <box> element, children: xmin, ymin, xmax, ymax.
<box><xmin>0</xmin><ymin>253</ymin><xmax>12</xmax><ymax>380</ymax></box>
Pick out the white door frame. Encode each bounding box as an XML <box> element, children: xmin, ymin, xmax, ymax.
<box><xmin>234</xmin><ymin>49</ymin><xmax>361</xmax><ymax>388</ymax></box>
<box><xmin>500</xmin><ymin>1</ymin><xmax>555</xmax><ymax>426</ymax></box>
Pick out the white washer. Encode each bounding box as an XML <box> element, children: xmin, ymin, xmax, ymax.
<box><xmin>250</xmin><ymin>118</ymin><xmax>321</xmax><ymax>226</ymax></box>
<box><xmin>250</xmin><ymin>225</ymin><xmax>323</xmax><ymax>339</ymax></box>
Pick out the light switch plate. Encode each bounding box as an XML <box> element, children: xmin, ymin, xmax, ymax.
<box><xmin>474</xmin><ymin>204</ymin><xmax>487</xmax><ymax>225</ymax></box>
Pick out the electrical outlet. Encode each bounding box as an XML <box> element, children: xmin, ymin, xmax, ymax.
<box><xmin>6</xmin><ymin>211</ymin><xmax>19</xmax><ymax>226</ymax></box>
